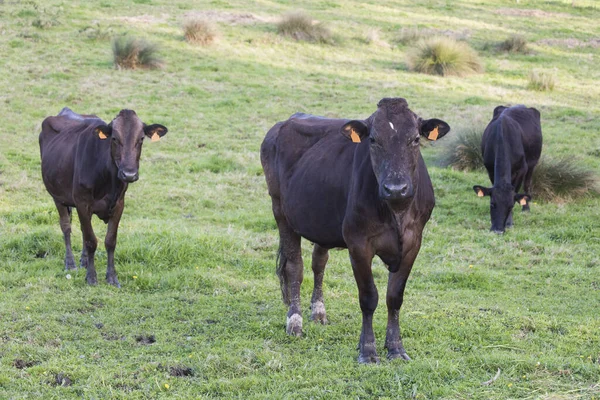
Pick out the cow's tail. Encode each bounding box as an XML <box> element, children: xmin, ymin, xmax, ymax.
<box><xmin>276</xmin><ymin>245</ymin><xmax>291</xmax><ymax>306</ymax></box>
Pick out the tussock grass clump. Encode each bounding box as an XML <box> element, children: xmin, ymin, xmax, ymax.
<box><xmin>184</xmin><ymin>18</ymin><xmax>217</xmax><ymax>45</ymax></box>
<box><xmin>530</xmin><ymin>156</ymin><xmax>599</xmax><ymax>201</ymax></box>
<box><xmin>438</xmin><ymin>125</ymin><xmax>484</xmax><ymax>171</ymax></box>
<box><xmin>277</xmin><ymin>12</ymin><xmax>333</xmax><ymax>44</ymax></box>
<box><xmin>406</xmin><ymin>37</ymin><xmax>483</xmax><ymax>76</ymax></box>
<box><xmin>396</xmin><ymin>27</ymin><xmax>424</xmax><ymax>45</ymax></box>
<box><xmin>499</xmin><ymin>34</ymin><xmax>529</xmax><ymax>53</ymax></box>
<box><xmin>528</xmin><ymin>70</ymin><xmax>555</xmax><ymax>91</ymax></box>
<box><xmin>112</xmin><ymin>36</ymin><xmax>163</xmax><ymax>70</ymax></box>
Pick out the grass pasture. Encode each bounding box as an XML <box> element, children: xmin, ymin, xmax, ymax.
<box><xmin>1</xmin><ymin>0</ymin><xmax>599</xmax><ymax>398</ymax></box>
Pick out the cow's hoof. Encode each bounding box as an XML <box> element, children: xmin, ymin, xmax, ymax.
<box><xmin>286</xmin><ymin>314</ymin><xmax>302</xmax><ymax>336</ymax></box>
<box><xmin>64</xmin><ymin>261</ymin><xmax>78</xmax><ymax>271</ymax></box>
<box><xmin>86</xmin><ymin>275</ymin><xmax>98</xmax><ymax>285</ymax></box>
<box><xmin>310</xmin><ymin>301</ymin><xmax>328</xmax><ymax>324</ymax></box>
<box><xmin>358</xmin><ymin>353</ymin><xmax>380</xmax><ymax>364</ymax></box>
<box><xmin>80</xmin><ymin>258</ymin><xmax>88</xmax><ymax>269</ymax></box>
<box><xmin>106</xmin><ymin>277</ymin><xmax>121</xmax><ymax>288</ymax></box>
<box><xmin>387</xmin><ymin>349</ymin><xmax>411</xmax><ymax>361</ymax></box>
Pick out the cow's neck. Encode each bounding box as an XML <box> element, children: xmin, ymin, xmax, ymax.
<box><xmin>493</xmin><ymin>131</ymin><xmax>512</xmax><ymax>187</ymax></box>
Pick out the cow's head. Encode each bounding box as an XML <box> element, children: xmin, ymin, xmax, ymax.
<box><xmin>94</xmin><ymin>110</ymin><xmax>168</xmax><ymax>183</ymax></box>
<box><xmin>340</xmin><ymin>98</ymin><xmax>450</xmax><ymax>206</ymax></box>
<box><xmin>473</xmin><ymin>184</ymin><xmax>531</xmax><ymax>233</ymax></box>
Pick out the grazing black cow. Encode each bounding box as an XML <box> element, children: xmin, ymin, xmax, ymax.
<box><xmin>39</xmin><ymin>107</ymin><xmax>168</xmax><ymax>287</ymax></box>
<box><xmin>261</xmin><ymin>98</ymin><xmax>450</xmax><ymax>363</ymax></box>
<box><xmin>473</xmin><ymin>105</ymin><xmax>542</xmax><ymax>233</ymax></box>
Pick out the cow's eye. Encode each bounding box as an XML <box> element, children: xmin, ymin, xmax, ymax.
<box><xmin>413</xmin><ymin>136</ymin><xmax>420</xmax><ymax>145</ymax></box>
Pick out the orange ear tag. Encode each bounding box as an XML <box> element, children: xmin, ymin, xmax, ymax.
<box><xmin>477</xmin><ymin>190</ymin><xmax>484</xmax><ymax>197</ymax></box>
<box><xmin>98</xmin><ymin>132</ymin><xmax>108</xmax><ymax>140</ymax></box>
<box><xmin>350</xmin><ymin>130</ymin><xmax>361</xmax><ymax>143</ymax></box>
<box><xmin>151</xmin><ymin>132</ymin><xmax>160</xmax><ymax>142</ymax></box>
<box><xmin>428</xmin><ymin>126</ymin><xmax>439</xmax><ymax>141</ymax></box>
<box><xmin>519</xmin><ymin>198</ymin><xmax>527</xmax><ymax>206</ymax></box>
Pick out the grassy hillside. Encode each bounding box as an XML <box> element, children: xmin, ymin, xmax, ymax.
<box><xmin>1</xmin><ymin>0</ymin><xmax>599</xmax><ymax>398</ymax></box>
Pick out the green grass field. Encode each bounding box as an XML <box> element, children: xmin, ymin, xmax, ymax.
<box><xmin>1</xmin><ymin>0</ymin><xmax>599</xmax><ymax>398</ymax></box>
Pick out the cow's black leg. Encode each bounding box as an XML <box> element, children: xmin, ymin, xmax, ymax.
<box><xmin>54</xmin><ymin>201</ymin><xmax>77</xmax><ymax>270</ymax></box>
<box><xmin>310</xmin><ymin>244</ymin><xmax>329</xmax><ymax>324</ymax></box>
<box><xmin>76</xmin><ymin>206</ymin><xmax>97</xmax><ymax>285</ymax></box>
<box><xmin>105</xmin><ymin>199</ymin><xmax>124</xmax><ymax>288</ymax></box>
<box><xmin>385</xmin><ymin>232</ymin><xmax>420</xmax><ymax>361</ymax></box>
<box><xmin>522</xmin><ymin>164</ymin><xmax>536</xmax><ymax>212</ymax></box>
<box><xmin>349</xmin><ymin>248</ymin><xmax>378</xmax><ymax>364</ymax></box>
<box><xmin>272</xmin><ymin>199</ymin><xmax>304</xmax><ymax>336</ymax></box>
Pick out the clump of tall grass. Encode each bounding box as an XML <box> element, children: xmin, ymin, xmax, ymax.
<box><xmin>277</xmin><ymin>12</ymin><xmax>333</xmax><ymax>44</ymax></box>
<box><xmin>530</xmin><ymin>156</ymin><xmax>599</xmax><ymax>201</ymax></box>
<box><xmin>528</xmin><ymin>70</ymin><xmax>555</xmax><ymax>91</ymax></box>
<box><xmin>406</xmin><ymin>37</ymin><xmax>483</xmax><ymax>76</ymax></box>
<box><xmin>183</xmin><ymin>18</ymin><xmax>217</xmax><ymax>45</ymax></box>
<box><xmin>112</xmin><ymin>37</ymin><xmax>163</xmax><ymax>70</ymax></box>
<box><xmin>498</xmin><ymin>34</ymin><xmax>529</xmax><ymax>53</ymax></box>
<box><xmin>396</xmin><ymin>27</ymin><xmax>425</xmax><ymax>45</ymax></box>
<box><xmin>438</xmin><ymin>125</ymin><xmax>484</xmax><ymax>170</ymax></box>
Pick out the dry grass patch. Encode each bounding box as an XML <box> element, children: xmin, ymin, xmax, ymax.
<box><xmin>499</xmin><ymin>34</ymin><xmax>529</xmax><ymax>53</ymax></box>
<box><xmin>528</xmin><ymin>70</ymin><xmax>555</xmax><ymax>91</ymax></box>
<box><xmin>112</xmin><ymin>36</ymin><xmax>162</xmax><ymax>70</ymax></box>
<box><xmin>184</xmin><ymin>18</ymin><xmax>217</xmax><ymax>45</ymax></box>
<box><xmin>276</xmin><ymin>11</ymin><xmax>333</xmax><ymax>44</ymax></box>
<box><xmin>406</xmin><ymin>37</ymin><xmax>483</xmax><ymax>76</ymax></box>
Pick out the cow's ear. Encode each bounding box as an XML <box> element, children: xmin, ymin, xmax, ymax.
<box><xmin>473</xmin><ymin>185</ymin><xmax>492</xmax><ymax>197</ymax></box>
<box><xmin>144</xmin><ymin>124</ymin><xmax>168</xmax><ymax>142</ymax></box>
<box><xmin>493</xmin><ymin>105</ymin><xmax>507</xmax><ymax>119</ymax></box>
<box><xmin>420</xmin><ymin>119</ymin><xmax>450</xmax><ymax>141</ymax></box>
<box><xmin>95</xmin><ymin>125</ymin><xmax>112</xmax><ymax>140</ymax></box>
<box><xmin>341</xmin><ymin>120</ymin><xmax>369</xmax><ymax>143</ymax></box>
<box><xmin>514</xmin><ymin>193</ymin><xmax>531</xmax><ymax>206</ymax></box>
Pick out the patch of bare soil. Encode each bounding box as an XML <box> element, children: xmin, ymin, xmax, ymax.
<box><xmin>13</xmin><ymin>359</ymin><xmax>37</xmax><ymax>369</ymax></box>
<box><xmin>135</xmin><ymin>334</ymin><xmax>156</xmax><ymax>345</ymax></box>
<box><xmin>495</xmin><ymin>8</ymin><xmax>570</xmax><ymax>18</ymax></box>
<box><xmin>170</xmin><ymin>365</ymin><xmax>194</xmax><ymax>377</ymax></box>
<box><xmin>184</xmin><ymin>10</ymin><xmax>276</xmax><ymax>25</ymax></box>
<box><xmin>537</xmin><ymin>38</ymin><xmax>600</xmax><ymax>48</ymax></box>
<box><xmin>52</xmin><ymin>373</ymin><xmax>72</xmax><ymax>387</ymax></box>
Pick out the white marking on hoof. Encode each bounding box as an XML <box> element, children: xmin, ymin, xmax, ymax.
<box><xmin>286</xmin><ymin>313</ymin><xmax>302</xmax><ymax>336</ymax></box>
<box><xmin>311</xmin><ymin>301</ymin><xmax>327</xmax><ymax>323</ymax></box>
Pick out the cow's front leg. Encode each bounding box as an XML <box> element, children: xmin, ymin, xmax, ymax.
<box><xmin>310</xmin><ymin>244</ymin><xmax>329</xmax><ymax>324</ymax></box>
<box><xmin>385</xmin><ymin>232</ymin><xmax>420</xmax><ymax>361</ymax></box>
<box><xmin>349</xmin><ymin>247</ymin><xmax>378</xmax><ymax>364</ymax></box>
<box><xmin>76</xmin><ymin>206</ymin><xmax>97</xmax><ymax>285</ymax></box>
<box><xmin>105</xmin><ymin>199</ymin><xmax>124</xmax><ymax>288</ymax></box>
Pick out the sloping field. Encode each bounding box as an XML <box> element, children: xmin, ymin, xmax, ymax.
<box><xmin>0</xmin><ymin>0</ymin><xmax>599</xmax><ymax>398</ymax></box>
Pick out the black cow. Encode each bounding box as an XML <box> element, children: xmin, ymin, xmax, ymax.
<box><xmin>473</xmin><ymin>105</ymin><xmax>542</xmax><ymax>233</ymax></box>
<box><xmin>261</xmin><ymin>98</ymin><xmax>450</xmax><ymax>363</ymax></box>
<box><xmin>39</xmin><ymin>108</ymin><xmax>168</xmax><ymax>287</ymax></box>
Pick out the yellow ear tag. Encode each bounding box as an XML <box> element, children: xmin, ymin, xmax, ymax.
<box><xmin>519</xmin><ymin>198</ymin><xmax>527</xmax><ymax>206</ymax></box>
<box><xmin>151</xmin><ymin>132</ymin><xmax>160</xmax><ymax>142</ymax></box>
<box><xmin>350</xmin><ymin>129</ymin><xmax>361</xmax><ymax>143</ymax></box>
<box><xmin>98</xmin><ymin>132</ymin><xmax>108</xmax><ymax>140</ymax></box>
<box><xmin>428</xmin><ymin>126</ymin><xmax>439</xmax><ymax>141</ymax></box>
<box><xmin>477</xmin><ymin>190</ymin><xmax>484</xmax><ymax>197</ymax></box>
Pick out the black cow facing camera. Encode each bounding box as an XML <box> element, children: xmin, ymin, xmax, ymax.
<box><xmin>39</xmin><ymin>107</ymin><xmax>168</xmax><ymax>287</ymax></box>
<box><xmin>473</xmin><ymin>105</ymin><xmax>542</xmax><ymax>234</ymax></box>
<box><xmin>261</xmin><ymin>98</ymin><xmax>450</xmax><ymax>363</ymax></box>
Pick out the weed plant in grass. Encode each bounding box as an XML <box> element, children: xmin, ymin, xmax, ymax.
<box><xmin>183</xmin><ymin>18</ymin><xmax>217</xmax><ymax>45</ymax></box>
<box><xmin>112</xmin><ymin>36</ymin><xmax>162</xmax><ymax>70</ymax></box>
<box><xmin>528</xmin><ymin>70</ymin><xmax>556</xmax><ymax>91</ymax></box>
<box><xmin>406</xmin><ymin>37</ymin><xmax>483</xmax><ymax>76</ymax></box>
<box><xmin>498</xmin><ymin>34</ymin><xmax>529</xmax><ymax>54</ymax></box>
<box><xmin>276</xmin><ymin>12</ymin><xmax>333</xmax><ymax>44</ymax></box>
<box><xmin>438</xmin><ymin>124</ymin><xmax>485</xmax><ymax>171</ymax></box>
<box><xmin>530</xmin><ymin>155</ymin><xmax>599</xmax><ymax>201</ymax></box>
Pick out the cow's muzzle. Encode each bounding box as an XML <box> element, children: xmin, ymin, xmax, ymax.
<box><xmin>119</xmin><ymin>169</ymin><xmax>139</xmax><ymax>182</ymax></box>
<box><xmin>380</xmin><ymin>180</ymin><xmax>414</xmax><ymax>201</ymax></box>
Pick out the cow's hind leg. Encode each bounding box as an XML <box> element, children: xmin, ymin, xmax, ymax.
<box><xmin>104</xmin><ymin>199</ymin><xmax>124</xmax><ymax>288</ymax></box>
<box><xmin>521</xmin><ymin>163</ymin><xmax>536</xmax><ymax>212</ymax></box>
<box><xmin>54</xmin><ymin>201</ymin><xmax>77</xmax><ymax>270</ymax></box>
<box><xmin>273</xmin><ymin>199</ymin><xmax>304</xmax><ymax>336</ymax></box>
<box><xmin>310</xmin><ymin>244</ymin><xmax>329</xmax><ymax>324</ymax></box>
<box><xmin>76</xmin><ymin>206</ymin><xmax>98</xmax><ymax>285</ymax></box>
<box><xmin>385</xmin><ymin>233</ymin><xmax>421</xmax><ymax>361</ymax></box>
